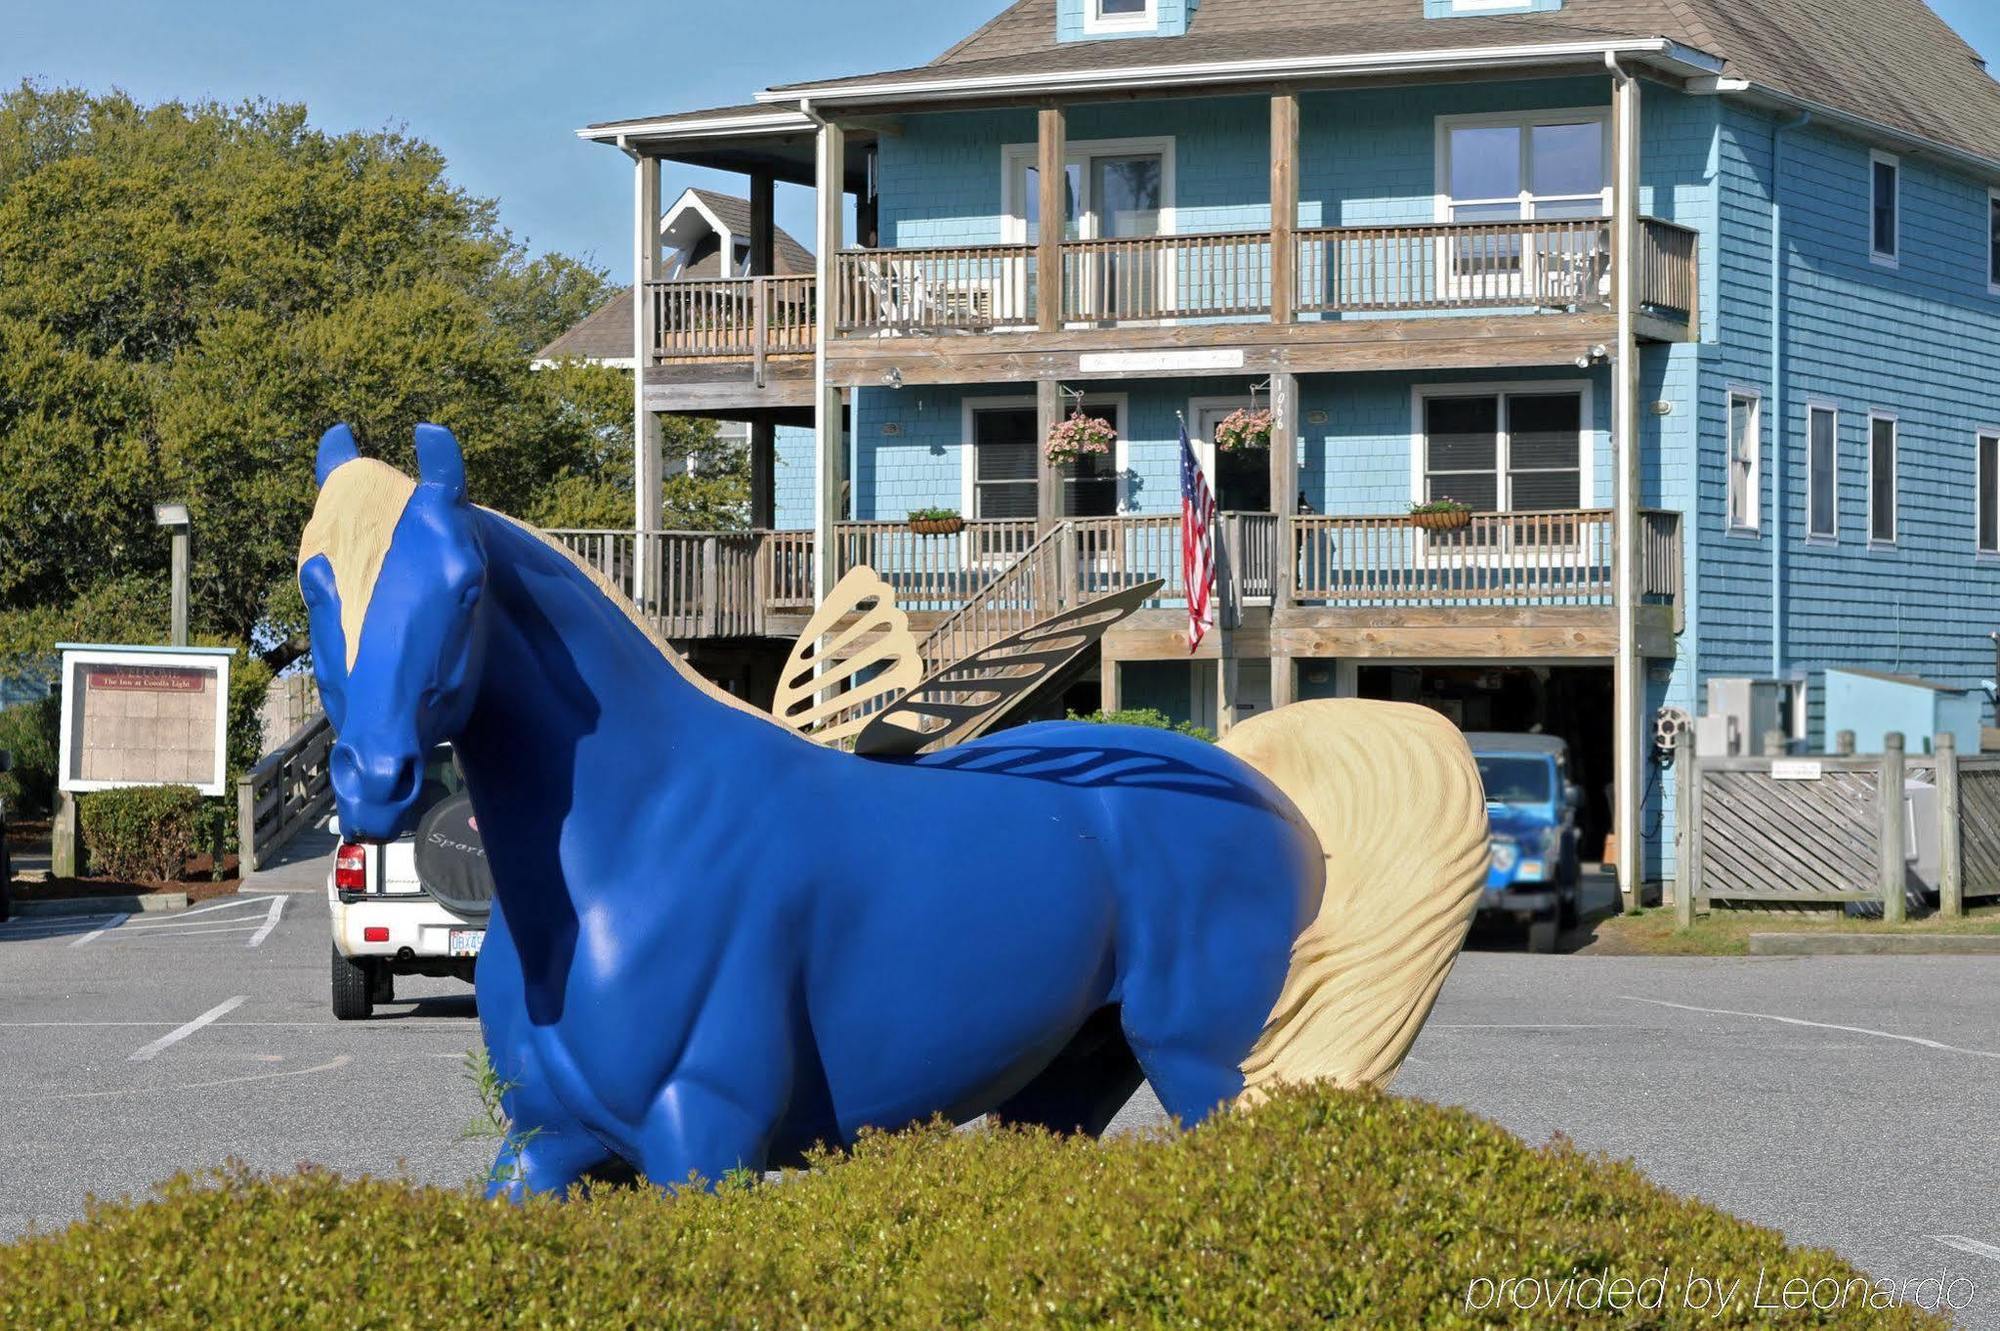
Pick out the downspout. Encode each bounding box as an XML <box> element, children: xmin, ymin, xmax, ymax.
<box><xmin>1605</xmin><ymin>51</ymin><xmax>1642</xmax><ymax>910</ymax></box>
<box><xmin>1769</xmin><ymin>110</ymin><xmax>1811</xmax><ymax>678</ymax></box>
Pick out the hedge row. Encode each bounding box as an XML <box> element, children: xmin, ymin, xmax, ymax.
<box><xmin>77</xmin><ymin>784</ymin><xmax>205</xmax><ymax>882</ymax></box>
<box><xmin>0</xmin><ymin>1086</ymin><xmax>1942</xmax><ymax>1329</ymax></box>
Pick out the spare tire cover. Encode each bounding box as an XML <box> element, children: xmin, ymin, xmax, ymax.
<box><xmin>412</xmin><ymin>791</ymin><xmax>494</xmax><ymax>920</ymax></box>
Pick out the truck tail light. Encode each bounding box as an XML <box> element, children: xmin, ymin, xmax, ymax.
<box><xmin>334</xmin><ymin>842</ymin><xmax>368</xmax><ymax>892</ymax></box>
<box><xmin>362</xmin><ymin>926</ymin><xmax>389</xmax><ymax>943</ymax></box>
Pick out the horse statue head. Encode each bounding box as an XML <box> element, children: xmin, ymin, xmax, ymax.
<box><xmin>298</xmin><ymin>422</ymin><xmax>489</xmax><ymax>841</ymax></box>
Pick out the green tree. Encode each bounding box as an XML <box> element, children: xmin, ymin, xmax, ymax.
<box><xmin>0</xmin><ymin>84</ymin><xmax>730</xmax><ymax>678</ymax></box>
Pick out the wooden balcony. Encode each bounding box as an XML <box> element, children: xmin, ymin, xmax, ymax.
<box><xmin>552</xmin><ymin>508</ymin><xmax>1681</xmax><ymax>664</ymax></box>
<box><xmin>642</xmin><ymin>218</ymin><xmax>1697</xmax><ymax>403</ymax></box>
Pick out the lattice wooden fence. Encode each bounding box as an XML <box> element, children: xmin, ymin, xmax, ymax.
<box><xmin>1674</xmin><ymin>731</ymin><xmax>2000</xmax><ymax>925</ymax></box>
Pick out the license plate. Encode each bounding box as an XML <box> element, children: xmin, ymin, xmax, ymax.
<box><xmin>448</xmin><ymin>929</ymin><xmax>485</xmax><ymax>957</ymax></box>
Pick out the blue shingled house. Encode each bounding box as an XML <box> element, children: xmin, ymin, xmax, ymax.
<box><xmin>564</xmin><ymin>0</ymin><xmax>2000</xmax><ymax>895</ymax></box>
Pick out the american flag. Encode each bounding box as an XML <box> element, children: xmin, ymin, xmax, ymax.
<box><xmin>1179</xmin><ymin>417</ymin><xmax>1216</xmax><ymax>653</ymax></box>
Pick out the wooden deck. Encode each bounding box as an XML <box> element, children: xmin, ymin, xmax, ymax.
<box><xmin>548</xmin><ymin>507</ymin><xmax>1682</xmax><ymax>663</ymax></box>
<box><xmin>639</xmin><ymin>216</ymin><xmax>1698</xmax><ymax>403</ymax></box>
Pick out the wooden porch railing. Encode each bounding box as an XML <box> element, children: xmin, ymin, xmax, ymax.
<box><xmin>826</xmin><ymin>216</ymin><xmax>1696</xmax><ymax>335</ymax></box>
<box><xmin>548</xmin><ymin>528</ymin><xmax>798</xmax><ymax>637</ymax></box>
<box><xmin>1296</xmin><ymin>217</ymin><xmax>1613</xmax><ymax>314</ymax></box>
<box><xmin>832</xmin><ymin>245</ymin><xmax>1034</xmax><ymax>333</ymax></box>
<box><xmin>1290</xmin><ymin>508</ymin><xmax>1681</xmax><ymax>606</ymax></box>
<box><xmin>1059</xmin><ymin>230</ymin><xmax>1274</xmax><ymax>322</ymax></box>
<box><xmin>643</xmin><ymin>275</ymin><xmax>815</xmax><ymax>361</ymax></box>
<box><xmin>830</xmin><ymin>519</ymin><xmax>1039</xmax><ymax>610</ymax></box>
<box><xmin>1638</xmin><ymin>217</ymin><xmax>1700</xmax><ymax>322</ymax></box>
<box><xmin>547</xmin><ymin>510</ymin><xmax>1681</xmax><ymax>641</ymax></box>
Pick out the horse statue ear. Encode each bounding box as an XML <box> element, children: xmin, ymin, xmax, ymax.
<box><xmin>315</xmin><ymin>423</ymin><xmax>361</xmax><ymax>486</ymax></box>
<box><xmin>413</xmin><ymin>423</ymin><xmax>467</xmax><ymax>502</ymax></box>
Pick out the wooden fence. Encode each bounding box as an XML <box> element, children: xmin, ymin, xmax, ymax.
<box><xmin>1674</xmin><ymin>729</ymin><xmax>2000</xmax><ymax>927</ymax></box>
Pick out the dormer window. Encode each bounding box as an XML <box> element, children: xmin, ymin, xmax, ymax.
<box><xmin>1427</xmin><ymin>0</ymin><xmax>1561</xmax><ymax>15</ymax></box>
<box><xmin>1085</xmin><ymin>0</ymin><xmax>1156</xmax><ymax>35</ymax></box>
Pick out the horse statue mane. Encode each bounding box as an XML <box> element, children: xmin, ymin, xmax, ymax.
<box><xmin>299</xmin><ymin>422</ymin><xmax>1489</xmax><ymax>1199</ymax></box>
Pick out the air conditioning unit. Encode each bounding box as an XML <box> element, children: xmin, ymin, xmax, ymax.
<box><xmin>1695</xmin><ymin>677</ymin><xmax>1801</xmax><ymax>757</ymax></box>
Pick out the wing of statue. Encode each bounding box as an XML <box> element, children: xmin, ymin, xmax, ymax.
<box><xmin>770</xmin><ymin>566</ymin><xmax>925</xmax><ymax>746</ymax></box>
<box><xmin>852</xmin><ymin>578</ymin><xmax>1166</xmax><ymax>757</ymax></box>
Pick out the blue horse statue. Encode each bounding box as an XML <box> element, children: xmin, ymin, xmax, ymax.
<box><xmin>299</xmin><ymin>423</ymin><xmax>1489</xmax><ymax>1198</ymax></box>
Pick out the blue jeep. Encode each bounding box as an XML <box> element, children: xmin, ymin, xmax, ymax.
<box><xmin>1465</xmin><ymin>732</ymin><xmax>1583</xmax><ymax>953</ymax></box>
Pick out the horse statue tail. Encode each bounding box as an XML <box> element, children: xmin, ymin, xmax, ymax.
<box><xmin>1223</xmin><ymin>699</ymin><xmax>1489</xmax><ymax>1096</ymax></box>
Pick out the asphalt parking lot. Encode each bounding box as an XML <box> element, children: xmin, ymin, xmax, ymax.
<box><xmin>2</xmin><ymin>865</ymin><xmax>1997</xmax><ymax>1325</ymax></box>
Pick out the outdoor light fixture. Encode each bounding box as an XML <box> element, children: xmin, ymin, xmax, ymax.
<box><xmin>154</xmin><ymin>500</ymin><xmax>192</xmax><ymax>646</ymax></box>
<box><xmin>883</xmin><ymin>367</ymin><xmax>903</xmax><ymax>388</ymax></box>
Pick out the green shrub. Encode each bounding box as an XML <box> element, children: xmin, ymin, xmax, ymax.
<box><xmin>78</xmin><ymin>785</ymin><xmax>203</xmax><ymax>882</ymax></box>
<box><xmin>0</xmin><ymin>694</ymin><xmax>61</xmax><ymax>816</ymax></box>
<box><xmin>1068</xmin><ymin>706</ymin><xmax>1215</xmax><ymax>743</ymax></box>
<box><xmin>0</xmin><ymin>1085</ymin><xmax>1945</xmax><ymax>1329</ymax></box>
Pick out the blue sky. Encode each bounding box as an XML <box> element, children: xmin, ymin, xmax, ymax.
<box><xmin>9</xmin><ymin>0</ymin><xmax>2000</xmax><ymax>285</ymax></box>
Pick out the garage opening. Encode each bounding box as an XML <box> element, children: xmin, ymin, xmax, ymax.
<box><xmin>1356</xmin><ymin>664</ymin><xmax>1613</xmax><ymax>859</ymax></box>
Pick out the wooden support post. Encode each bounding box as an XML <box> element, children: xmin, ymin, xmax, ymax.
<box><xmin>1269</xmin><ymin>370</ymin><xmax>1300</xmax><ymax>583</ymax></box>
<box><xmin>748</xmin><ymin>172</ymin><xmax>775</xmax><ymax>278</ymax></box>
<box><xmin>1100</xmin><ymin>649</ymin><xmax>1122</xmax><ymax>712</ymax></box>
<box><xmin>1036</xmin><ymin>106</ymin><xmax>1067</xmax><ymax>332</ymax></box>
<box><xmin>1835</xmin><ymin>729</ymin><xmax>1856</xmax><ymax>756</ymax></box>
<box><xmin>1269</xmin><ymin>655</ymin><xmax>1295</xmax><ymax>709</ymax></box>
<box><xmin>1269</xmin><ymin>92</ymin><xmax>1299</xmax><ymax>325</ymax></box>
<box><xmin>1881</xmin><ymin>731</ymin><xmax>1908</xmax><ymax>924</ymax></box>
<box><xmin>236</xmin><ymin>771</ymin><xmax>259</xmax><ymax>875</ymax></box>
<box><xmin>167</xmin><ymin>525</ymin><xmax>189</xmax><ymax>647</ymax></box>
<box><xmin>1762</xmin><ymin>727</ymin><xmax>1788</xmax><ymax>758</ymax></box>
<box><xmin>1674</xmin><ymin>727</ymin><xmax>1696</xmax><ymax>929</ymax></box>
<box><xmin>1937</xmin><ymin>731</ymin><xmax>1964</xmax><ymax>918</ymax></box>
<box><xmin>51</xmin><ymin>790</ymin><xmax>83</xmax><ymax>879</ymax></box>
<box><xmin>632</xmin><ymin>153</ymin><xmax>664</xmax><ymax>605</ymax></box>
<box><xmin>812</xmin><ymin>120</ymin><xmax>846</xmax><ymax>601</ymax></box>
<box><xmin>750</xmin><ymin>417</ymin><xmax>777</xmax><ymax>531</ymax></box>
<box><xmin>1036</xmin><ymin>378</ymin><xmax>1063</xmax><ymax>529</ymax></box>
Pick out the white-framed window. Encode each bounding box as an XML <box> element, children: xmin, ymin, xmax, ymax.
<box><xmin>1727</xmin><ymin>389</ymin><xmax>1761</xmax><ymax>531</ymax></box>
<box><xmin>1870</xmin><ymin>150</ymin><xmax>1900</xmax><ymax>265</ymax></box>
<box><xmin>1083</xmin><ymin>0</ymin><xmax>1156</xmax><ymax>35</ymax></box>
<box><xmin>1806</xmin><ymin>403</ymin><xmax>1839</xmax><ymax>540</ymax></box>
<box><xmin>1987</xmin><ymin>188</ymin><xmax>2000</xmax><ymax>294</ymax></box>
<box><xmin>1411</xmin><ymin>383</ymin><xmax>1593</xmax><ymax>518</ymax></box>
<box><xmin>1001</xmin><ymin>136</ymin><xmax>1175</xmax><ymax>244</ymax></box>
<box><xmin>1979</xmin><ymin>429</ymin><xmax>2000</xmax><ymax>554</ymax></box>
<box><xmin>960</xmin><ymin>394</ymin><xmax>1126</xmax><ymax>526</ymax></box>
<box><xmin>1868</xmin><ymin>412</ymin><xmax>1898</xmax><ymax>544</ymax></box>
<box><xmin>1435</xmin><ymin>108</ymin><xmax>1612</xmax><ymax>224</ymax></box>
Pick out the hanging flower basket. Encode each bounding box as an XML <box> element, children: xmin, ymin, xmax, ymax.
<box><xmin>907</xmin><ymin>507</ymin><xmax>965</xmax><ymax>536</ymax></box>
<box><xmin>1407</xmin><ymin>499</ymin><xmax>1474</xmax><ymax>531</ymax></box>
<box><xmin>1045</xmin><ymin>411</ymin><xmax>1118</xmax><ymax>466</ymax></box>
<box><xmin>1213</xmin><ymin>408</ymin><xmax>1273</xmax><ymax>454</ymax></box>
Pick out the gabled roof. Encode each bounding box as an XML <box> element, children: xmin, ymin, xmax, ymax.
<box><xmin>533</xmin><ymin>191</ymin><xmax>814</xmax><ymax>364</ymax></box>
<box><xmin>684</xmin><ymin>188</ymin><xmax>815</xmax><ymax>276</ymax></box>
<box><xmin>762</xmin><ymin>0</ymin><xmax>2000</xmax><ymax>173</ymax></box>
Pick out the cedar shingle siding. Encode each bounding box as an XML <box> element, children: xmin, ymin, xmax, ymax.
<box><xmin>771</xmin><ymin>0</ymin><xmax>2000</xmax><ymax>170</ymax></box>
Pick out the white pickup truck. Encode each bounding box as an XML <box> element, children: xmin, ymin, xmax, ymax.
<box><xmin>326</xmin><ymin>746</ymin><xmax>488</xmax><ymax>1019</ymax></box>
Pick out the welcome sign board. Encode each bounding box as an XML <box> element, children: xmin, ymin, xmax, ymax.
<box><xmin>57</xmin><ymin>645</ymin><xmax>235</xmax><ymax>797</ymax></box>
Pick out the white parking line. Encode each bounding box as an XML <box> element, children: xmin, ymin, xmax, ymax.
<box><xmin>131</xmin><ymin>925</ymin><xmax>262</xmax><ymax>939</ymax></box>
<box><xmin>26</xmin><ymin>1055</ymin><xmax>353</xmax><ymax>1102</ymax></box>
<box><xmin>246</xmin><ymin>894</ymin><xmax>287</xmax><ymax>948</ymax></box>
<box><xmin>126</xmin><ymin>895</ymin><xmax>279</xmax><ymax>927</ymax></box>
<box><xmin>1932</xmin><ymin>1235</ymin><xmax>2000</xmax><ymax>1265</ymax></box>
<box><xmin>1623</xmin><ymin>996</ymin><xmax>2000</xmax><ymax>1061</ymax></box>
<box><xmin>127</xmin><ymin>996</ymin><xmax>247</xmax><ymax>1062</ymax></box>
<box><xmin>69</xmin><ymin>914</ymin><xmax>130</xmax><ymax>947</ymax></box>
